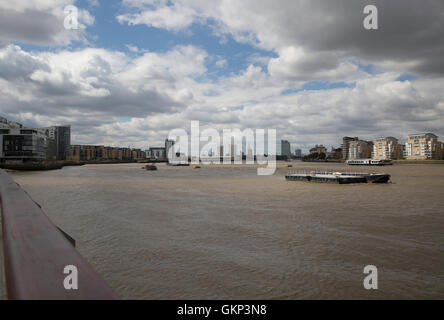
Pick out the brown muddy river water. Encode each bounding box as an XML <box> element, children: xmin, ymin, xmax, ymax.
<box><xmin>9</xmin><ymin>162</ymin><xmax>444</xmax><ymax>299</ymax></box>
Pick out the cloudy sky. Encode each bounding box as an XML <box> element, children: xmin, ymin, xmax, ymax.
<box><xmin>0</xmin><ymin>0</ymin><xmax>443</xmax><ymax>152</ymax></box>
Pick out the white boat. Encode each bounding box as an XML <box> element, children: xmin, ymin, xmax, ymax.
<box><xmin>346</xmin><ymin>159</ymin><xmax>393</xmax><ymax>166</ymax></box>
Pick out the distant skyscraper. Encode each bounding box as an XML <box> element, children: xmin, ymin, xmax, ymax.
<box><xmin>230</xmin><ymin>144</ymin><xmax>236</xmax><ymax>156</ymax></box>
<box><xmin>281</xmin><ymin>140</ymin><xmax>291</xmax><ymax>159</ymax></box>
<box><xmin>294</xmin><ymin>149</ymin><xmax>302</xmax><ymax>158</ymax></box>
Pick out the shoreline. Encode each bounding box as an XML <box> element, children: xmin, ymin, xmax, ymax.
<box><xmin>392</xmin><ymin>160</ymin><xmax>444</xmax><ymax>164</ymax></box>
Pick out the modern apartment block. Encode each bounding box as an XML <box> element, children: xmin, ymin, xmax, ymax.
<box><xmin>348</xmin><ymin>140</ymin><xmax>373</xmax><ymax>160</ymax></box>
<box><xmin>342</xmin><ymin>136</ymin><xmax>359</xmax><ymax>159</ymax></box>
<box><xmin>405</xmin><ymin>133</ymin><xmax>441</xmax><ymax>160</ymax></box>
<box><xmin>44</xmin><ymin>126</ymin><xmax>71</xmax><ymax>160</ymax></box>
<box><xmin>372</xmin><ymin>137</ymin><xmax>403</xmax><ymax>160</ymax></box>
<box><xmin>146</xmin><ymin>147</ymin><xmax>166</xmax><ymax>160</ymax></box>
<box><xmin>0</xmin><ymin>117</ymin><xmax>56</xmax><ymax>163</ymax></box>
<box><xmin>281</xmin><ymin>140</ymin><xmax>291</xmax><ymax>159</ymax></box>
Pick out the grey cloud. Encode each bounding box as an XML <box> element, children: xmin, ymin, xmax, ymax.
<box><xmin>0</xmin><ymin>45</ymin><xmax>49</xmax><ymax>80</ymax></box>
<box><xmin>0</xmin><ymin>9</ymin><xmax>62</xmax><ymax>45</ymax></box>
<box><xmin>121</xmin><ymin>0</ymin><xmax>444</xmax><ymax>77</ymax></box>
<box><xmin>257</xmin><ymin>0</ymin><xmax>444</xmax><ymax>76</ymax></box>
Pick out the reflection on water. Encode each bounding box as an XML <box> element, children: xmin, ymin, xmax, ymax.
<box><xmin>9</xmin><ymin>162</ymin><xmax>444</xmax><ymax>299</ymax></box>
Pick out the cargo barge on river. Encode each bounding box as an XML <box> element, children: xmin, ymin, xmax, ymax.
<box><xmin>285</xmin><ymin>170</ymin><xmax>390</xmax><ymax>184</ymax></box>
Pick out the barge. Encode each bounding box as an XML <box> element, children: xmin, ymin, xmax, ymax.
<box><xmin>285</xmin><ymin>171</ymin><xmax>390</xmax><ymax>184</ymax></box>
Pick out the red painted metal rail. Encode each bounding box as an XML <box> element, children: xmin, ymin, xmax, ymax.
<box><xmin>0</xmin><ymin>169</ymin><xmax>118</xmax><ymax>300</ymax></box>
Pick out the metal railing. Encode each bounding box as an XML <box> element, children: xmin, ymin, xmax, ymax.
<box><xmin>0</xmin><ymin>169</ymin><xmax>117</xmax><ymax>300</ymax></box>
<box><xmin>0</xmin><ymin>208</ymin><xmax>4</xmax><ymax>300</ymax></box>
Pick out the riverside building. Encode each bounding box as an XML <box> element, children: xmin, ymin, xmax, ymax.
<box><xmin>405</xmin><ymin>133</ymin><xmax>442</xmax><ymax>160</ymax></box>
<box><xmin>0</xmin><ymin>117</ymin><xmax>56</xmax><ymax>163</ymax></box>
<box><xmin>43</xmin><ymin>125</ymin><xmax>71</xmax><ymax>160</ymax></box>
<box><xmin>309</xmin><ymin>145</ymin><xmax>327</xmax><ymax>155</ymax></box>
<box><xmin>348</xmin><ymin>140</ymin><xmax>373</xmax><ymax>160</ymax></box>
<box><xmin>372</xmin><ymin>137</ymin><xmax>403</xmax><ymax>160</ymax></box>
<box><xmin>69</xmin><ymin>145</ymin><xmax>146</xmax><ymax>161</ymax></box>
<box><xmin>342</xmin><ymin>136</ymin><xmax>359</xmax><ymax>160</ymax></box>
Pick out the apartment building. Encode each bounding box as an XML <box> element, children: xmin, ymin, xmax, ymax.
<box><xmin>405</xmin><ymin>133</ymin><xmax>441</xmax><ymax>160</ymax></box>
<box><xmin>0</xmin><ymin>119</ymin><xmax>55</xmax><ymax>163</ymax></box>
<box><xmin>348</xmin><ymin>140</ymin><xmax>373</xmax><ymax>160</ymax></box>
<box><xmin>372</xmin><ymin>137</ymin><xmax>403</xmax><ymax>160</ymax></box>
<box><xmin>309</xmin><ymin>144</ymin><xmax>327</xmax><ymax>155</ymax></box>
<box><xmin>342</xmin><ymin>136</ymin><xmax>359</xmax><ymax>160</ymax></box>
<box><xmin>69</xmin><ymin>145</ymin><xmax>146</xmax><ymax>161</ymax></box>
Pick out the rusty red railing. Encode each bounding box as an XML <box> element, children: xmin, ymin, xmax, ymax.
<box><xmin>0</xmin><ymin>169</ymin><xmax>117</xmax><ymax>300</ymax></box>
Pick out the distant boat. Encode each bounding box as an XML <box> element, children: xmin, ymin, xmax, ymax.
<box><xmin>346</xmin><ymin>159</ymin><xmax>393</xmax><ymax>166</ymax></box>
<box><xmin>285</xmin><ymin>170</ymin><xmax>390</xmax><ymax>184</ymax></box>
<box><xmin>143</xmin><ymin>164</ymin><xmax>157</xmax><ymax>171</ymax></box>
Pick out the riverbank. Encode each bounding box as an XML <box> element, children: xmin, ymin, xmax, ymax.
<box><xmin>301</xmin><ymin>159</ymin><xmax>343</xmax><ymax>163</ymax></box>
<box><xmin>393</xmin><ymin>159</ymin><xmax>444</xmax><ymax>164</ymax></box>
<box><xmin>0</xmin><ymin>162</ymin><xmax>64</xmax><ymax>171</ymax></box>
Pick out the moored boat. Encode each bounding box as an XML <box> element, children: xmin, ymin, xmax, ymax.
<box><xmin>144</xmin><ymin>164</ymin><xmax>157</xmax><ymax>171</ymax></box>
<box><xmin>346</xmin><ymin>159</ymin><xmax>393</xmax><ymax>166</ymax></box>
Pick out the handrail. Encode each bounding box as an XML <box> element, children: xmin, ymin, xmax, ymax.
<box><xmin>0</xmin><ymin>169</ymin><xmax>118</xmax><ymax>300</ymax></box>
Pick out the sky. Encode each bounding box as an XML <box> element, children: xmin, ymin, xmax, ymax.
<box><xmin>0</xmin><ymin>0</ymin><xmax>443</xmax><ymax>152</ymax></box>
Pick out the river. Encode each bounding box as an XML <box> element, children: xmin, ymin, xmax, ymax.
<box><xmin>9</xmin><ymin>162</ymin><xmax>444</xmax><ymax>299</ymax></box>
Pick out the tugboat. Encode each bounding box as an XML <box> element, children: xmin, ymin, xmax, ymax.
<box><xmin>285</xmin><ymin>170</ymin><xmax>390</xmax><ymax>184</ymax></box>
